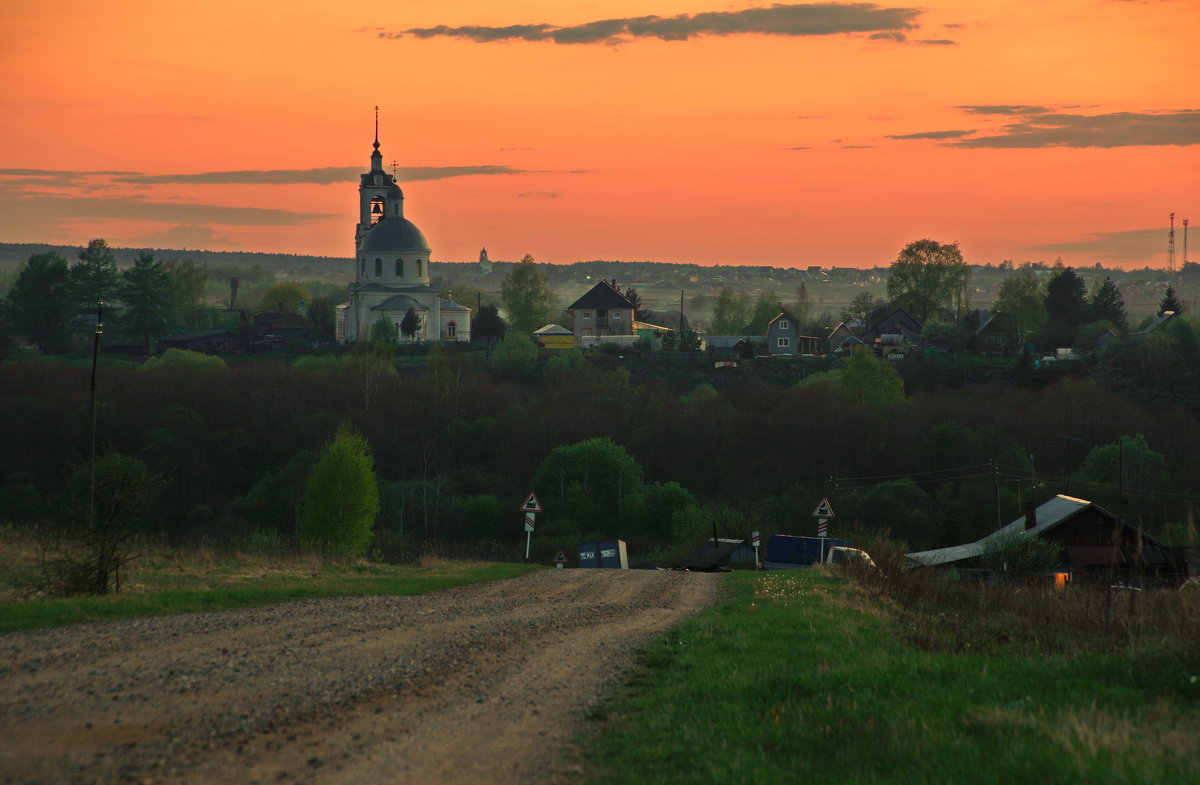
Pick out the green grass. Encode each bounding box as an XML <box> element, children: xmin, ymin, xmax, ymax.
<box><xmin>0</xmin><ymin>558</ymin><xmax>540</xmax><ymax>634</ymax></box>
<box><xmin>582</xmin><ymin>571</ymin><xmax>1199</xmax><ymax>785</ymax></box>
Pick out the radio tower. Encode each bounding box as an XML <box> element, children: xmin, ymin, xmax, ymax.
<box><xmin>1167</xmin><ymin>212</ymin><xmax>1176</xmax><ymax>273</ymax></box>
<box><xmin>1184</xmin><ymin>219</ymin><xmax>1190</xmax><ymax>267</ymax></box>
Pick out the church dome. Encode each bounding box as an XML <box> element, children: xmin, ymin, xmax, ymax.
<box><xmin>360</xmin><ymin>216</ymin><xmax>430</xmax><ymax>253</ymax></box>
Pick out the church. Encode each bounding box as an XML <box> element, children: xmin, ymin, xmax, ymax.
<box><xmin>336</xmin><ymin>127</ymin><xmax>471</xmax><ymax>343</ymax></box>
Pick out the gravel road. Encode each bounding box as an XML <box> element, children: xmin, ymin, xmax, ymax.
<box><xmin>0</xmin><ymin>568</ymin><xmax>722</xmax><ymax>785</ymax></box>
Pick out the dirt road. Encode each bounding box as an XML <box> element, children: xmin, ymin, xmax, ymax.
<box><xmin>0</xmin><ymin>568</ymin><xmax>721</xmax><ymax>785</ymax></box>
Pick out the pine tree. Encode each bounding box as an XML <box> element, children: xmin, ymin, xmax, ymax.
<box><xmin>1160</xmin><ymin>285</ymin><xmax>1184</xmax><ymax>315</ymax></box>
<box><xmin>1089</xmin><ymin>277</ymin><xmax>1127</xmax><ymax>330</ymax></box>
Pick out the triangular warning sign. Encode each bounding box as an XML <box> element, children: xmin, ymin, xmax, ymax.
<box><xmin>520</xmin><ymin>492</ymin><xmax>543</xmax><ymax>513</ymax></box>
<box><xmin>812</xmin><ymin>497</ymin><xmax>835</xmax><ymax>518</ymax></box>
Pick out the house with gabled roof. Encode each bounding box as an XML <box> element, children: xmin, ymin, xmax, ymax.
<box><xmin>765</xmin><ymin>311</ymin><xmax>820</xmax><ymax>356</ymax></box>
<box><xmin>565</xmin><ymin>279</ymin><xmax>636</xmax><ymax>340</ymax></box>
<box><xmin>907</xmin><ymin>494</ymin><xmax>1187</xmax><ymax>584</ymax></box>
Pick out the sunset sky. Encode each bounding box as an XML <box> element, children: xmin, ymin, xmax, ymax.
<box><xmin>2</xmin><ymin>0</ymin><xmax>1197</xmax><ymax>269</ymax></box>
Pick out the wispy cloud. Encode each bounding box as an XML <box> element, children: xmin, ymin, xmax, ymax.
<box><xmin>890</xmin><ymin>107</ymin><xmax>1200</xmax><ymax>148</ymax></box>
<box><xmin>0</xmin><ymin>193</ymin><xmax>333</xmax><ymax>226</ymax></box>
<box><xmin>133</xmin><ymin>223</ymin><xmax>240</xmax><ymax>249</ymax></box>
<box><xmin>516</xmin><ymin>192</ymin><xmax>561</xmax><ymax>198</ymax></box>
<box><xmin>116</xmin><ymin>165</ymin><xmax>526</xmax><ymax>186</ymax></box>
<box><xmin>1028</xmin><ymin>228</ymin><xmax>1165</xmax><ymax>263</ymax></box>
<box><xmin>958</xmin><ymin>105</ymin><xmax>1051</xmax><ymax>116</ymax></box>
<box><xmin>886</xmin><ymin>129</ymin><xmax>972</xmax><ymax>140</ymax></box>
<box><xmin>379</xmin><ymin>4</ymin><xmax>927</xmax><ymax>46</ymax></box>
<box><xmin>954</xmin><ymin>109</ymin><xmax>1200</xmax><ymax>148</ymax></box>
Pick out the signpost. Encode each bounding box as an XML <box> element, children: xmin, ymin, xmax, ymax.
<box><xmin>812</xmin><ymin>497</ymin><xmax>835</xmax><ymax>563</ymax></box>
<box><xmin>751</xmin><ymin>530</ymin><xmax>761</xmax><ymax>570</ymax></box>
<box><xmin>520</xmin><ymin>492</ymin><xmax>542</xmax><ymax>560</ymax></box>
<box><xmin>553</xmin><ymin>550</ymin><xmax>567</xmax><ymax>569</ymax></box>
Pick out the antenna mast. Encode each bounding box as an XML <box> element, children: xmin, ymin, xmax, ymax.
<box><xmin>1168</xmin><ymin>212</ymin><xmax>1176</xmax><ymax>273</ymax></box>
<box><xmin>1184</xmin><ymin>219</ymin><xmax>1190</xmax><ymax>268</ymax></box>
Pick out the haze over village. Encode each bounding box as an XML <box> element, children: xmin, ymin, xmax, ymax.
<box><xmin>2</xmin><ymin>3</ymin><xmax>1199</xmax><ymax>785</ymax></box>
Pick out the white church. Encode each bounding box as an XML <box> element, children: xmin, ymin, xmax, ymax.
<box><xmin>336</xmin><ymin>128</ymin><xmax>471</xmax><ymax>343</ymax></box>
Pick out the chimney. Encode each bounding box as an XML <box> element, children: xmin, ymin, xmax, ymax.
<box><xmin>1024</xmin><ymin>501</ymin><xmax>1037</xmax><ymax>531</ymax></box>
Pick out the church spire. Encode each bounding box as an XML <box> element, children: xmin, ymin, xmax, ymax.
<box><xmin>370</xmin><ymin>106</ymin><xmax>383</xmax><ymax>172</ymax></box>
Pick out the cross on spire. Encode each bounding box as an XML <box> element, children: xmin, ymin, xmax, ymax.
<box><xmin>373</xmin><ymin>105</ymin><xmax>380</xmax><ymax>152</ymax></box>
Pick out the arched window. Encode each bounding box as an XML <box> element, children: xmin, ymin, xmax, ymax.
<box><xmin>369</xmin><ymin>196</ymin><xmax>384</xmax><ymax>224</ymax></box>
<box><xmin>374</xmin><ymin>258</ymin><xmax>382</xmax><ymax>276</ymax></box>
<box><xmin>416</xmin><ymin>258</ymin><xmax>423</xmax><ymax>277</ymax></box>
<box><xmin>447</xmin><ymin>321</ymin><xmax>457</xmax><ymax>339</ymax></box>
<box><xmin>395</xmin><ymin>259</ymin><xmax>403</xmax><ymax>276</ymax></box>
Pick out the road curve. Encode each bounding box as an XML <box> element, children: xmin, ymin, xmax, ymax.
<box><xmin>0</xmin><ymin>568</ymin><xmax>722</xmax><ymax>785</ymax></box>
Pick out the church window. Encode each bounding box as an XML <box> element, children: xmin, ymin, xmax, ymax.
<box><xmin>370</xmin><ymin>196</ymin><xmax>385</xmax><ymax>224</ymax></box>
<box><xmin>447</xmin><ymin>321</ymin><xmax>457</xmax><ymax>339</ymax></box>
<box><xmin>374</xmin><ymin>258</ymin><xmax>382</xmax><ymax>276</ymax></box>
<box><xmin>373</xmin><ymin>175</ymin><xmax>382</xmax><ymax>186</ymax></box>
<box><xmin>359</xmin><ymin>258</ymin><xmax>365</xmax><ymax>275</ymax></box>
<box><xmin>395</xmin><ymin>259</ymin><xmax>403</xmax><ymax>276</ymax></box>
<box><xmin>416</xmin><ymin>259</ymin><xmax>423</xmax><ymax>277</ymax></box>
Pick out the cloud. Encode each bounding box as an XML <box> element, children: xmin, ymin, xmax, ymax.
<box><xmin>914</xmin><ymin>38</ymin><xmax>955</xmax><ymax>45</ymax></box>
<box><xmin>133</xmin><ymin>223</ymin><xmax>240</xmax><ymax>250</ymax></box>
<box><xmin>1028</xmin><ymin>228</ymin><xmax>1165</xmax><ymax>263</ymax></box>
<box><xmin>0</xmin><ymin>193</ymin><xmax>333</xmax><ymax>226</ymax></box>
<box><xmin>115</xmin><ymin>164</ymin><xmax>525</xmax><ymax>186</ymax></box>
<box><xmin>383</xmin><ymin>3</ymin><xmax>925</xmax><ymax>45</ymax></box>
<box><xmin>889</xmin><ymin>107</ymin><xmax>1200</xmax><ymax>148</ymax></box>
<box><xmin>886</xmin><ymin>129</ymin><xmax>973</xmax><ymax>140</ymax></box>
<box><xmin>784</xmin><ymin>146</ymin><xmax>813</xmax><ymax>150</ymax></box>
<box><xmin>951</xmin><ymin>109</ymin><xmax>1200</xmax><ymax>148</ymax></box>
<box><xmin>516</xmin><ymin>191</ymin><xmax>561</xmax><ymax>198</ymax></box>
<box><xmin>958</xmin><ymin>105</ymin><xmax>1051</xmax><ymax>115</ymax></box>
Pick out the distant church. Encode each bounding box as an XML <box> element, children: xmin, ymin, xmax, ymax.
<box><xmin>337</xmin><ymin>125</ymin><xmax>471</xmax><ymax>343</ymax></box>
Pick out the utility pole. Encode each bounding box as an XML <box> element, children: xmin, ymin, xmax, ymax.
<box><xmin>88</xmin><ymin>302</ymin><xmax>104</xmax><ymax>593</ymax></box>
<box><xmin>991</xmin><ymin>458</ymin><xmax>1001</xmax><ymax>532</ymax></box>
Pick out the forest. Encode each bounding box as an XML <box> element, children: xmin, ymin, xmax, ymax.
<box><xmin>1</xmin><ymin>337</ymin><xmax>1197</xmax><ymax>575</ymax></box>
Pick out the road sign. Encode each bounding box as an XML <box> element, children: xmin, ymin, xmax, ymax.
<box><xmin>750</xmin><ymin>531</ymin><xmax>761</xmax><ymax>548</ymax></box>
<box><xmin>553</xmin><ymin>549</ymin><xmax>567</xmax><ymax>568</ymax></box>
<box><xmin>817</xmin><ymin>518</ymin><xmax>829</xmax><ymax>538</ymax></box>
<box><xmin>812</xmin><ymin>497</ymin><xmax>835</xmax><ymax>518</ymax></box>
<box><xmin>519</xmin><ymin>492</ymin><xmax>543</xmax><ymax>513</ymax></box>
<box><xmin>524</xmin><ymin>513</ymin><xmax>536</xmax><ymax>532</ymax></box>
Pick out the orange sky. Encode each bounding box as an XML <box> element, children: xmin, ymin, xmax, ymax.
<box><xmin>1</xmin><ymin>0</ymin><xmax>1197</xmax><ymax>268</ymax></box>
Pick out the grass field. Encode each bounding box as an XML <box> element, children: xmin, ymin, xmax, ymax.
<box><xmin>0</xmin><ymin>529</ymin><xmax>540</xmax><ymax>633</ymax></box>
<box><xmin>582</xmin><ymin>570</ymin><xmax>1199</xmax><ymax>785</ymax></box>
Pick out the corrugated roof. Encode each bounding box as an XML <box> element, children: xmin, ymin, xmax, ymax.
<box><xmin>907</xmin><ymin>494</ymin><xmax>1094</xmax><ymax>567</ymax></box>
<box><xmin>679</xmin><ymin>538</ymin><xmax>745</xmax><ymax>570</ymax></box>
<box><xmin>533</xmin><ymin>323</ymin><xmax>573</xmax><ymax>335</ymax></box>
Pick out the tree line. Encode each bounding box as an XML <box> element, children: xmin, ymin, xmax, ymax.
<box><xmin>2</xmin><ymin>337</ymin><xmax>1197</xmax><ymax>593</ymax></box>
